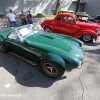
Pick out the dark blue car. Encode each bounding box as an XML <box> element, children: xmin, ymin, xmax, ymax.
<box><xmin>88</xmin><ymin>15</ymin><xmax>100</xmax><ymax>22</ymax></box>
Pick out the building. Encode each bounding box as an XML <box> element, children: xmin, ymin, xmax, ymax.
<box><xmin>0</xmin><ymin>0</ymin><xmax>100</xmax><ymax>17</ymax></box>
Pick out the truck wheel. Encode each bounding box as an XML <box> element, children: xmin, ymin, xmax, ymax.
<box><xmin>40</xmin><ymin>60</ymin><xmax>65</xmax><ymax>78</ymax></box>
<box><xmin>0</xmin><ymin>42</ymin><xmax>8</xmax><ymax>53</ymax></box>
<box><xmin>44</xmin><ymin>27</ymin><xmax>51</xmax><ymax>32</ymax></box>
<box><xmin>81</xmin><ymin>34</ymin><xmax>93</xmax><ymax>42</ymax></box>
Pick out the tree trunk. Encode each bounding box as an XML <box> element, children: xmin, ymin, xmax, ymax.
<box><xmin>54</xmin><ymin>0</ymin><xmax>60</xmax><ymax>15</ymax></box>
<box><xmin>75</xmin><ymin>0</ymin><xmax>80</xmax><ymax>14</ymax></box>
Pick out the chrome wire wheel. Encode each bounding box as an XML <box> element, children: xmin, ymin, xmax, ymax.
<box><xmin>82</xmin><ymin>34</ymin><xmax>92</xmax><ymax>42</ymax></box>
<box><xmin>42</xmin><ymin>63</ymin><xmax>58</xmax><ymax>76</ymax></box>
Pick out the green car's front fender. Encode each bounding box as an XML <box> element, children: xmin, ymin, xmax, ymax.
<box><xmin>54</xmin><ymin>33</ymin><xmax>83</xmax><ymax>47</ymax></box>
<box><xmin>42</xmin><ymin>53</ymin><xmax>66</xmax><ymax>69</ymax></box>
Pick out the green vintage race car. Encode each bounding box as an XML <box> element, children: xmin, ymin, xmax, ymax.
<box><xmin>0</xmin><ymin>23</ymin><xmax>85</xmax><ymax>78</ymax></box>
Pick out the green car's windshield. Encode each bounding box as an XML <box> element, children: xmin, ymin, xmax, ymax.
<box><xmin>15</xmin><ymin>23</ymin><xmax>43</xmax><ymax>41</ymax></box>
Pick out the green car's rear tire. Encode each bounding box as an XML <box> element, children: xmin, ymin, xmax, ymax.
<box><xmin>40</xmin><ymin>60</ymin><xmax>65</xmax><ymax>78</ymax></box>
<box><xmin>0</xmin><ymin>42</ymin><xmax>8</xmax><ymax>53</ymax></box>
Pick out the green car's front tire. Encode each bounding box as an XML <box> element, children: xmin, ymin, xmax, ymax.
<box><xmin>40</xmin><ymin>60</ymin><xmax>65</xmax><ymax>78</ymax></box>
<box><xmin>0</xmin><ymin>42</ymin><xmax>8</xmax><ymax>53</ymax></box>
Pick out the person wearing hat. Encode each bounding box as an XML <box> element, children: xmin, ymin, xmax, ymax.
<box><xmin>5</xmin><ymin>9</ymin><xmax>17</xmax><ymax>27</ymax></box>
<box><xmin>27</xmin><ymin>11</ymin><xmax>33</xmax><ymax>24</ymax></box>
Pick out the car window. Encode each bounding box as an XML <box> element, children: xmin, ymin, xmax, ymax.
<box><xmin>62</xmin><ymin>16</ymin><xmax>74</xmax><ymax>22</ymax></box>
<box><xmin>62</xmin><ymin>16</ymin><xmax>68</xmax><ymax>22</ymax></box>
<box><xmin>67</xmin><ymin>17</ymin><xmax>74</xmax><ymax>22</ymax></box>
<box><xmin>8</xmin><ymin>31</ymin><xmax>20</xmax><ymax>41</ymax></box>
<box><xmin>56</xmin><ymin>16</ymin><xmax>61</xmax><ymax>20</ymax></box>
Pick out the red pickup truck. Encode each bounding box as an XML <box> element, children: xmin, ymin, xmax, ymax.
<box><xmin>41</xmin><ymin>13</ymin><xmax>100</xmax><ymax>42</ymax></box>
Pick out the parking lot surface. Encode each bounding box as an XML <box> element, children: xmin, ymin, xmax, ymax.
<box><xmin>0</xmin><ymin>37</ymin><xmax>100</xmax><ymax>100</ymax></box>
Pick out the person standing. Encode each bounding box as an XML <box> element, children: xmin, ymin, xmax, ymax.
<box><xmin>5</xmin><ymin>9</ymin><xmax>17</xmax><ymax>27</ymax></box>
<box><xmin>19</xmin><ymin>10</ymin><xmax>27</xmax><ymax>25</ymax></box>
<box><xmin>27</xmin><ymin>11</ymin><xmax>33</xmax><ymax>24</ymax></box>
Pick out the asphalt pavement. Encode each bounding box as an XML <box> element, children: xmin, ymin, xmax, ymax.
<box><xmin>0</xmin><ymin>36</ymin><xmax>100</xmax><ymax>100</ymax></box>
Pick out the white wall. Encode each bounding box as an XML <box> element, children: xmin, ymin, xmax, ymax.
<box><xmin>0</xmin><ymin>0</ymin><xmax>72</xmax><ymax>15</ymax></box>
<box><xmin>0</xmin><ymin>0</ymin><xmax>100</xmax><ymax>17</ymax></box>
<box><xmin>83</xmin><ymin>0</ymin><xmax>100</xmax><ymax>17</ymax></box>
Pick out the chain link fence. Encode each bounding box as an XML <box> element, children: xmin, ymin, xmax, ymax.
<box><xmin>0</xmin><ymin>18</ymin><xmax>47</xmax><ymax>30</ymax></box>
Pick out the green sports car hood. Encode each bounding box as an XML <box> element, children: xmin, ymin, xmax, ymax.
<box><xmin>24</xmin><ymin>32</ymin><xmax>84</xmax><ymax>61</ymax></box>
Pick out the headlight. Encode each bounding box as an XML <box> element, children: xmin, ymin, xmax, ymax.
<box><xmin>77</xmin><ymin>61</ymin><xmax>82</xmax><ymax>69</ymax></box>
<box><xmin>80</xmin><ymin>42</ymin><xmax>84</xmax><ymax>47</ymax></box>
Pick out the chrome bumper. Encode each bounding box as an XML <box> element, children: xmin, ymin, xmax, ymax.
<box><xmin>77</xmin><ymin>61</ymin><xmax>84</xmax><ymax>69</ymax></box>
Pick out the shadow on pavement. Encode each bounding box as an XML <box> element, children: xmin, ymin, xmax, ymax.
<box><xmin>84</xmin><ymin>42</ymin><xmax>100</xmax><ymax>46</ymax></box>
<box><xmin>84</xmin><ymin>40</ymin><xmax>100</xmax><ymax>55</ymax></box>
<box><xmin>85</xmin><ymin>48</ymin><xmax>100</xmax><ymax>55</ymax></box>
<box><xmin>0</xmin><ymin>52</ymin><xmax>67</xmax><ymax>88</ymax></box>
